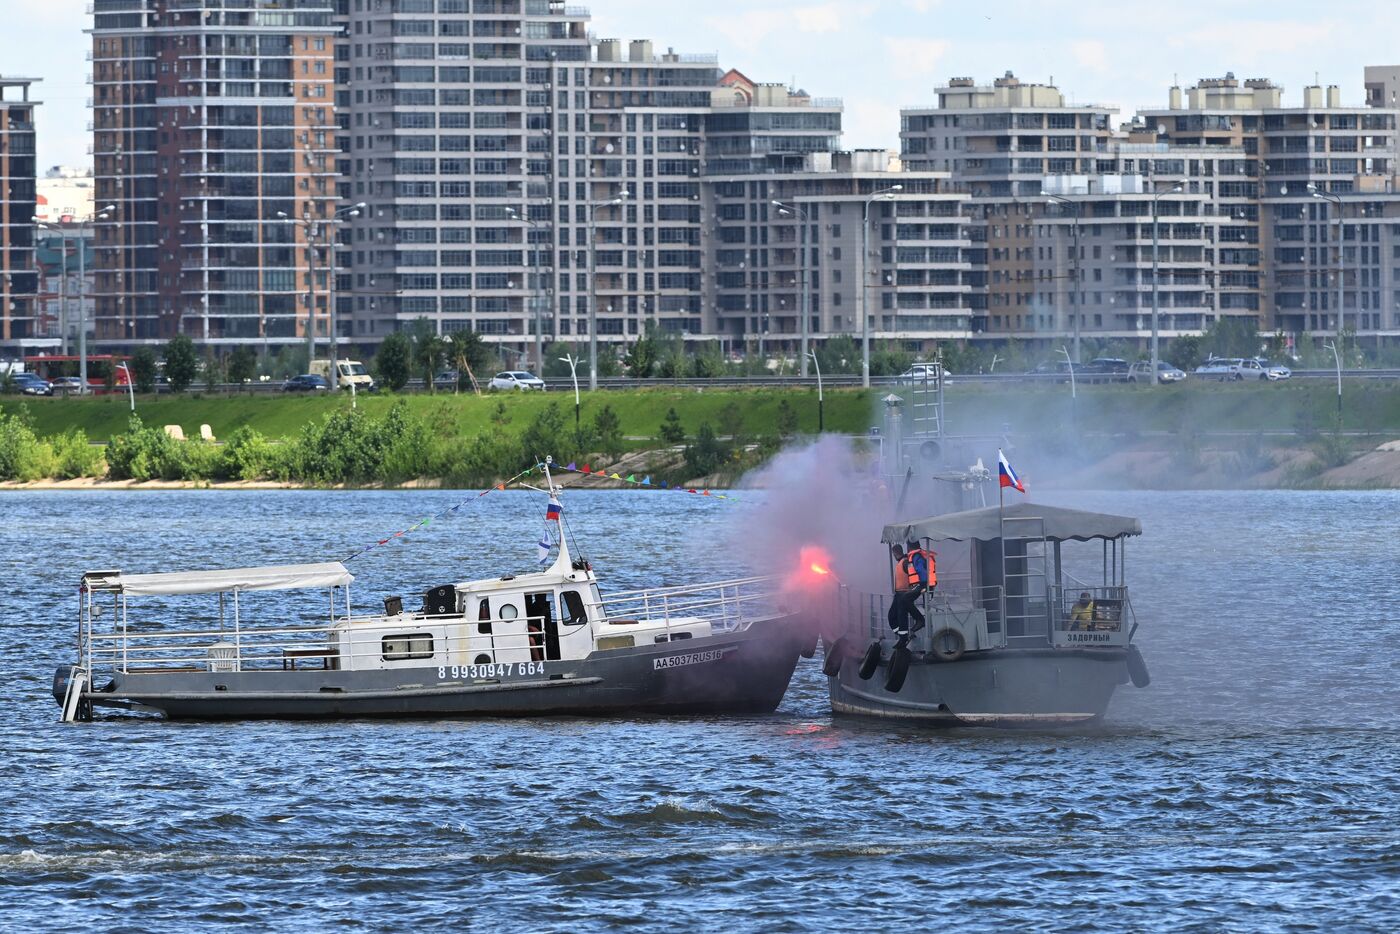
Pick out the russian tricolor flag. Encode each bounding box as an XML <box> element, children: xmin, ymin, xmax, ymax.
<box><xmin>545</xmin><ymin>497</ymin><xmax>562</xmax><ymax>521</ymax></box>
<box><xmin>998</xmin><ymin>449</ymin><xmax>1026</xmax><ymax>493</ymax></box>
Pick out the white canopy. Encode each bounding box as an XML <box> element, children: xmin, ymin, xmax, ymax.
<box><xmin>88</xmin><ymin>562</ymin><xmax>354</xmax><ymax>597</ymax></box>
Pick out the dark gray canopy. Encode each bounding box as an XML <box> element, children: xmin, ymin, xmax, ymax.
<box><xmin>882</xmin><ymin>502</ymin><xmax>1142</xmax><ymax>545</ymax></box>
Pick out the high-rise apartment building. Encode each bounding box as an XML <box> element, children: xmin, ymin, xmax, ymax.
<box><xmin>1141</xmin><ymin>74</ymin><xmax>1400</xmax><ymax>339</ymax></box>
<box><xmin>0</xmin><ymin>77</ymin><xmax>40</xmax><ymax>349</ymax></box>
<box><xmin>90</xmin><ymin>0</ymin><xmax>339</xmax><ymax>347</ymax></box>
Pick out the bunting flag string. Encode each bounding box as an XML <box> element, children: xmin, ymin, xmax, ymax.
<box><xmin>553</xmin><ymin>461</ymin><xmax>734</xmax><ymax>501</ymax></box>
<box><xmin>344</xmin><ymin>463</ymin><xmax>543</xmax><ymax>562</ymax></box>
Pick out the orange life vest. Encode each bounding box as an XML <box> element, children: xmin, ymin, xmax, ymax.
<box><xmin>897</xmin><ymin>548</ymin><xmax>935</xmax><ymax>591</ymax></box>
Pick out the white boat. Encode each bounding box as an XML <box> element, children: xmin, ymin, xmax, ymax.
<box><xmin>55</xmin><ymin>466</ymin><xmax>813</xmax><ymax>721</ymax></box>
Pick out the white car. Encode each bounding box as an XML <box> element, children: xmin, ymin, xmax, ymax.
<box><xmin>1194</xmin><ymin>357</ymin><xmax>1267</xmax><ymax>381</ymax></box>
<box><xmin>1128</xmin><ymin>361</ymin><xmax>1187</xmax><ymax>383</ymax></box>
<box><xmin>897</xmin><ymin>363</ymin><xmax>952</xmax><ymax>385</ymax></box>
<box><xmin>1256</xmin><ymin>359</ymin><xmax>1292</xmax><ymax>381</ymax></box>
<box><xmin>489</xmin><ymin>371</ymin><xmax>546</xmax><ymax>392</ymax></box>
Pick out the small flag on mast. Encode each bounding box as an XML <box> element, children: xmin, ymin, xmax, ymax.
<box><xmin>537</xmin><ymin>530</ymin><xmax>553</xmax><ymax>565</ymax></box>
<box><xmin>545</xmin><ymin>496</ymin><xmax>562</xmax><ymax>522</ymax></box>
<box><xmin>998</xmin><ymin>449</ymin><xmax>1026</xmax><ymax>493</ymax></box>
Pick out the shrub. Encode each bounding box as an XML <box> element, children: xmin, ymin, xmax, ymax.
<box><xmin>105</xmin><ymin>415</ymin><xmax>217</xmax><ymax>481</ymax></box>
<box><xmin>129</xmin><ymin>347</ymin><xmax>158</xmax><ymax>394</ymax></box>
<box><xmin>776</xmin><ymin>399</ymin><xmax>799</xmax><ymax>440</ymax></box>
<box><xmin>0</xmin><ymin>408</ymin><xmax>56</xmax><ymax>481</ymax></box>
<box><xmin>219</xmin><ymin>426</ymin><xmax>274</xmax><ymax>481</ymax></box>
<box><xmin>682</xmin><ymin>422</ymin><xmax>728</xmax><ymax>479</ymax></box>
<box><xmin>51</xmin><ymin>429</ymin><xmax>104</xmax><ymax>479</ymax></box>
<box><xmin>592</xmin><ymin>404</ymin><xmax>624</xmax><ymax>460</ymax></box>
<box><xmin>374</xmin><ymin>332</ymin><xmax>413</xmax><ymax>391</ymax></box>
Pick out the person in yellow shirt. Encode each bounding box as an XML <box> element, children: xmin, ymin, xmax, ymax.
<box><xmin>1069</xmin><ymin>592</ymin><xmax>1095</xmax><ymax>631</ymax></box>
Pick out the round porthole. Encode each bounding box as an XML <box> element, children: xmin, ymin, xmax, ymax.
<box><xmin>499</xmin><ymin>603</ymin><xmax>519</xmax><ymax>620</ymax></box>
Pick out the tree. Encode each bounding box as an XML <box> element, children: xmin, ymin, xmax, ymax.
<box><xmin>658</xmin><ymin>407</ymin><xmax>686</xmax><ymax>444</ymax></box>
<box><xmin>817</xmin><ymin>335</ymin><xmax>858</xmax><ymax>375</ymax></box>
<box><xmin>202</xmin><ymin>348</ymin><xmax>223</xmax><ymax>390</ymax></box>
<box><xmin>683</xmin><ymin>422</ymin><xmax>728</xmax><ymax>478</ymax></box>
<box><xmin>623</xmin><ymin>329</ymin><xmax>658</xmax><ymax>378</ymax></box>
<box><xmin>776</xmin><ymin>399</ymin><xmax>799</xmax><ymax>441</ymax></box>
<box><xmin>417</xmin><ymin>333</ymin><xmax>446</xmax><ymax>392</ymax></box>
<box><xmin>718</xmin><ymin>401</ymin><xmax>746</xmax><ymax>446</ymax></box>
<box><xmin>227</xmin><ymin>346</ymin><xmax>258</xmax><ymax>386</ymax></box>
<box><xmin>129</xmin><ymin>346</ymin><xmax>159</xmax><ymax>394</ymax></box>
<box><xmin>164</xmin><ymin>334</ymin><xmax>199</xmax><ymax>392</ymax></box>
<box><xmin>445</xmin><ymin>330</ymin><xmax>497</xmax><ymax>391</ymax></box>
<box><xmin>375</xmin><ymin>332</ymin><xmax>412</xmax><ymax>391</ymax></box>
<box><xmin>1203</xmin><ymin>315</ymin><xmax>1263</xmax><ymax>360</ymax></box>
<box><xmin>592</xmin><ymin>404</ymin><xmax>624</xmax><ymax>460</ymax></box>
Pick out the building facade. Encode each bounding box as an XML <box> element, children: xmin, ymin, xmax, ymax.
<box><xmin>1</xmin><ymin>77</ymin><xmax>40</xmax><ymax>349</ymax></box>
<box><xmin>90</xmin><ymin>0</ymin><xmax>339</xmax><ymax>348</ymax></box>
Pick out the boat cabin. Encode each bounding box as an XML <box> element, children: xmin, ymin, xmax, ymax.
<box><xmin>872</xmin><ymin>502</ymin><xmax>1143</xmax><ymax>652</ymax></box>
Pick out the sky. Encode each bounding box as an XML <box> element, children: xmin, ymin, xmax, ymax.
<box><xmin>5</xmin><ymin>0</ymin><xmax>1398</xmax><ymax>172</ymax></box>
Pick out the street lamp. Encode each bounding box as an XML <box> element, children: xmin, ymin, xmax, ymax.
<box><xmin>805</xmin><ymin>350</ymin><xmax>824</xmax><ymax>432</ymax></box>
<box><xmin>116</xmin><ymin>361</ymin><xmax>135</xmax><ymax>412</ymax></box>
<box><xmin>1150</xmin><ymin>183</ymin><xmax>1184</xmax><ymax>386</ymax></box>
<box><xmin>37</xmin><ymin>204</ymin><xmax>113</xmax><ymax>394</ymax></box>
<box><xmin>587</xmin><ymin>188</ymin><xmax>629</xmax><ymax>391</ymax></box>
<box><xmin>862</xmin><ymin>184</ymin><xmax>903</xmax><ymax>388</ymax></box>
<box><xmin>559</xmin><ymin>352</ymin><xmax>582</xmax><ymax>436</ymax></box>
<box><xmin>277</xmin><ymin>201</ymin><xmax>364</xmax><ymax>389</ymax></box>
<box><xmin>1322</xmin><ymin>339</ymin><xmax>1343</xmax><ymax>426</ymax></box>
<box><xmin>1309</xmin><ymin>184</ymin><xmax>1345</xmax><ymax>345</ymax></box>
<box><xmin>1045</xmin><ymin>194</ymin><xmax>1083</xmax><ymax>363</ymax></box>
<box><xmin>505</xmin><ymin>206</ymin><xmax>549</xmax><ymax>374</ymax></box>
<box><xmin>772</xmin><ymin>200</ymin><xmax>812</xmax><ymax>377</ymax></box>
<box><xmin>1058</xmin><ymin>344</ymin><xmax>1077</xmax><ymax>433</ymax></box>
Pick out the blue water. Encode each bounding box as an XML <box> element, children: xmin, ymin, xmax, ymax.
<box><xmin>2</xmin><ymin>489</ymin><xmax>1398</xmax><ymax>931</ymax></box>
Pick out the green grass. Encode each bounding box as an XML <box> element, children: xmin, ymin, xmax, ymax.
<box><xmin>5</xmin><ymin>379</ymin><xmax>1400</xmax><ymax>446</ymax></box>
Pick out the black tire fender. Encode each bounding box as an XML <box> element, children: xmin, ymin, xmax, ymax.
<box><xmin>822</xmin><ymin>635</ymin><xmax>850</xmax><ymax>677</ymax></box>
<box><xmin>929</xmin><ymin>627</ymin><xmax>966</xmax><ymax>663</ymax></box>
<box><xmin>1127</xmin><ymin>644</ymin><xmax>1151</xmax><ymax>688</ymax></box>
<box><xmin>884</xmin><ymin>644</ymin><xmax>912</xmax><ymax>693</ymax></box>
<box><xmin>857</xmin><ymin>641</ymin><xmax>882</xmax><ymax>680</ymax></box>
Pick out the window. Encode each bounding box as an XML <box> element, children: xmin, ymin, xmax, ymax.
<box><xmin>562</xmin><ymin>590</ymin><xmax>588</xmax><ymax>625</ymax></box>
<box><xmin>382</xmin><ymin>633</ymin><xmax>433</xmax><ymax>661</ymax></box>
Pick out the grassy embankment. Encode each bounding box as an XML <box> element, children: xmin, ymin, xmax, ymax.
<box><xmin>14</xmin><ymin>379</ymin><xmax>1400</xmax><ymax>443</ymax></box>
<box><xmin>3</xmin><ymin>380</ymin><xmax>1399</xmax><ymax>487</ymax></box>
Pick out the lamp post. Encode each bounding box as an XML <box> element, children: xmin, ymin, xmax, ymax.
<box><xmin>862</xmin><ymin>184</ymin><xmax>903</xmax><ymax>388</ymax></box>
<box><xmin>278</xmin><ymin>202</ymin><xmax>364</xmax><ymax>389</ymax></box>
<box><xmin>1058</xmin><ymin>344</ymin><xmax>1077</xmax><ymax>433</ymax></box>
<box><xmin>1323</xmin><ymin>339</ymin><xmax>1342</xmax><ymax>427</ymax></box>
<box><xmin>587</xmin><ymin>189</ymin><xmax>629</xmax><ymax>391</ymax></box>
<box><xmin>1309</xmin><ymin>184</ymin><xmax>1344</xmax><ymax>346</ymax></box>
<box><xmin>805</xmin><ymin>350</ymin><xmax>824</xmax><ymax>432</ymax></box>
<box><xmin>772</xmin><ymin>200</ymin><xmax>812</xmax><ymax>377</ymax></box>
<box><xmin>559</xmin><ymin>352</ymin><xmax>582</xmax><ymax>436</ymax></box>
<box><xmin>505</xmin><ymin>206</ymin><xmax>548</xmax><ymax>374</ymax></box>
<box><xmin>116</xmin><ymin>361</ymin><xmax>135</xmax><ymax>412</ymax></box>
<box><xmin>1150</xmin><ymin>183</ymin><xmax>1183</xmax><ymax>386</ymax></box>
<box><xmin>33</xmin><ymin>219</ymin><xmax>69</xmax><ymax>356</ymax></box>
<box><xmin>1045</xmin><ymin>194</ymin><xmax>1083</xmax><ymax>362</ymax></box>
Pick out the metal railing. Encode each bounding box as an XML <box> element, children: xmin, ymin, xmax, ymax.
<box><xmin>836</xmin><ymin>581</ymin><xmax>1007</xmax><ymax>649</ymax></box>
<box><xmin>596</xmin><ymin>575</ymin><xmax>781</xmax><ymax>636</ymax></box>
<box><xmin>1048</xmin><ymin>585</ymin><xmax>1136</xmax><ymax>647</ymax></box>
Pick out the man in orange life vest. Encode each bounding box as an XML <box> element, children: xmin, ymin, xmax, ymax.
<box><xmin>888</xmin><ymin>540</ymin><xmax>935</xmax><ymax>641</ymax></box>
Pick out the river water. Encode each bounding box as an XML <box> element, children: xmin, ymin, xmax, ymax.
<box><xmin>1</xmin><ymin>488</ymin><xmax>1397</xmax><ymax>931</ymax></box>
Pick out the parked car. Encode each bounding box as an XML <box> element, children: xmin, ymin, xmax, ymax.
<box><xmin>1027</xmin><ymin>360</ymin><xmax>1074</xmax><ymax>382</ymax></box>
<box><xmin>281</xmin><ymin>374</ymin><xmax>331</xmax><ymax>392</ymax></box>
<box><xmin>8</xmin><ymin>373</ymin><xmax>53</xmax><ymax>396</ymax></box>
<box><xmin>434</xmin><ymin>370</ymin><xmax>463</xmax><ymax>389</ymax></box>
<box><xmin>1194</xmin><ymin>357</ymin><xmax>1268</xmax><ymax>381</ymax></box>
<box><xmin>51</xmin><ymin>376</ymin><xmax>85</xmax><ymax>393</ymax></box>
<box><xmin>896</xmin><ymin>363</ymin><xmax>953</xmax><ymax>385</ymax></box>
<box><xmin>1127</xmin><ymin>361</ymin><xmax>1187</xmax><ymax>383</ymax></box>
<box><xmin>488</xmin><ymin>371</ymin><xmax>546</xmax><ymax>391</ymax></box>
<box><xmin>1079</xmin><ymin>358</ymin><xmax>1132</xmax><ymax>384</ymax></box>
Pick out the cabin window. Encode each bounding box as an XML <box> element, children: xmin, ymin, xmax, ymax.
<box><xmin>562</xmin><ymin>589</ymin><xmax>588</xmax><ymax>625</ymax></box>
<box><xmin>382</xmin><ymin>633</ymin><xmax>434</xmax><ymax>661</ymax></box>
<box><xmin>477</xmin><ymin>598</ymin><xmax>492</xmax><ymax>634</ymax></box>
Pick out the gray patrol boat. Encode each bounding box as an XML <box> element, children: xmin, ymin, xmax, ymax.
<box><xmin>55</xmin><ymin>465</ymin><xmax>812</xmax><ymax>722</ymax></box>
<box><xmin>820</xmin><ymin>367</ymin><xmax>1150</xmax><ymax>726</ymax></box>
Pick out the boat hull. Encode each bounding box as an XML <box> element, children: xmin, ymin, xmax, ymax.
<box><xmin>828</xmin><ymin>644</ymin><xmax>1130</xmax><ymax>728</ymax></box>
<box><xmin>76</xmin><ymin>613</ymin><xmax>810</xmax><ymax>721</ymax></box>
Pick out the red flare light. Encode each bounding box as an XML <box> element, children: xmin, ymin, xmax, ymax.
<box><xmin>792</xmin><ymin>545</ymin><xmax>839</xmax><ymax>587</ymax></box>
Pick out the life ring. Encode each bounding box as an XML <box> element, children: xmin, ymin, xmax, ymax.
<box><xmin>929</xmin><ymin>628</ymin><xmax>966</xmax><ymax>663</ymax></box>
<box><xmin>884</xmin><ymin>644</ymin><xmax>912</xmax><ymax>693</ymax></box>
<box><xmin>822</xmin><ymin>636</ymin><xmax>850</xmax><ymax>677</ymax></box>
<box><xmin>1127</xmin><ymin>645</ymin><xmax>1151</xmax><ymax>688</ymax></box>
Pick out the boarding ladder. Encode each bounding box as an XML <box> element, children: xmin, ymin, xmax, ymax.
<box><xmin>60</xmin><ymin>666</ymin><xmax>91</xmax><ymax>723</ymax></box>
<box><xmin>1000</xmin><ymin>515</ymin><xmax>1052</xmax><ymax>642</ymax></box>
<box><xmin>906</xmin><ymin>366</ymin><xmax>945</xmax><ymax>440</ymax></box>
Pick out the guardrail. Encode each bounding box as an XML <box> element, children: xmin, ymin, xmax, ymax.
<box><xmin>22</xmin><ymin>368</ymin><xmax>1400</xmax><ymax>400</ymax></box>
